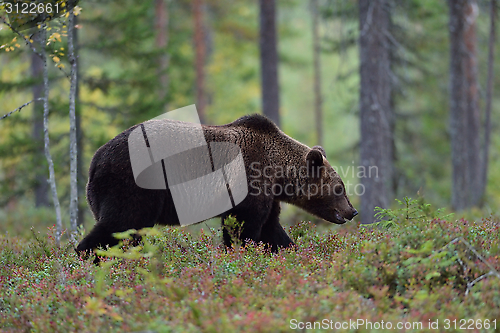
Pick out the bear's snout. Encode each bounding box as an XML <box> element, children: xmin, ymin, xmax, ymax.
<box><xmin>330</xmin><ymin>206</ymin><xmax>358</xmax><ymax>224</ymax></box>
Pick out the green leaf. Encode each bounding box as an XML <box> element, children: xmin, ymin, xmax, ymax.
<box><xmin>414</xmin><ymin>290</ymin><xmax>429</xmax><ymax>300</ymax></box>
<box><xmin>403</xmin><ymin>256</ymin><xmax>422</xmax><ymax>266</ymax></box>
<box><xmin>138</xmin><ymin>227</ymin><xmax>161</xmax><ymax>237</ymax></box>
<box><xmin>112</xmin><ymin>229</ymin><xmax>137</xmax><ymax>240</ymax></box>
<box><xmin>425</xmin><ymin>271</ymin><xmax>441</xmax><ymax>280</ymax></box>
<box><xmin>406</xmin><ymin>240</ymin><xmax>434</xmax><ymax>254</ymax></box>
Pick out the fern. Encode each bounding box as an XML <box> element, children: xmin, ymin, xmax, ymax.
<box><xmin>374</xmin><ymin>196</ymin><xmax>453</xmax><ymax>229</ymax></box>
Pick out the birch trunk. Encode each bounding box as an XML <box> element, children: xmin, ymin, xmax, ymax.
<box><xmin>68</xmin><ymin>10</ymin><xmax>78</xmax><ymax>241</ymax></box>
<box><xmin>41</xmin><ymin>26</ymin><xmax>63</xmax><ymax>246</ymax></box>
<box><xmin>32</xmin><ymin>32</ymin><xmax>49</xmax><ymax>207</ymax></box>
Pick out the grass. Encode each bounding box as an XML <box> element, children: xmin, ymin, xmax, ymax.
<box><xmin>0</xmin><ymin>204</ymin><xmax>499</xmax><ymax>332</ymax></box>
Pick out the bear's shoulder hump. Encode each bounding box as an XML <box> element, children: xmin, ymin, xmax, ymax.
<box><xmin>230</xmin><ymin>114</ymin><xmax>279</xmax><ymax>134</ymax></box>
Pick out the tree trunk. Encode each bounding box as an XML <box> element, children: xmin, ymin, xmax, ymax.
<box><xmin>74</xmin><ymin>14</ymin><xmax>86</xmax><ymax>229</ymax></box>
<box><xmin>155</xmin><ymin>0</ymin><xmax>169</xmax><ymax>109</ymax></box>
<box><xmin>448</xmin><ymin>0</ymin><xmax>481</xmax><ymax>210</ymax></box>
<box><xmin>193</xmin><ymin>0</ymin><xmax>206</xmax><ymax>123</ymax></box>
<box><xmin>449</xmin><ymin>0</ymin><xmax>467</xmax><ymax>210</ymax></box>
<box><xmin>464</xmin><ymin>0</ymin><xmax>481</xmax><ymax>206</ymax></box>
<box><xmin>32</xmin><ymin>32</ymin><xmax>49</xmax><ymax>207</ymax></box>
<box><xmin>311</xmin><ymin>0</ymin><xmax>323</xmax><ymax>146</ymax></box>
<box><xmin>41</xmin><ymin>26</ymin><xmax>63</xmax><ymax>246</ymax></box>
<box><xmin>68</xmin><ymin>9</ymin><xmax>78</xmax><ymax>241</ymax></box>
<box><xmin>479</xmin><ymin>0</ymin><xmax>496</xmax><ymax>207</ymax></box>
<box><xmin>259</xmin><ymin>0</ymin><xmax>280</xmax><ymax>127</ymax></box>
<box><xmin>359</xmin><ymin>0</ymin><xmax>393</xmax><ymax>224</ymax></box>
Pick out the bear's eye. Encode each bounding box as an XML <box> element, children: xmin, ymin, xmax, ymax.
<box><xmin>333</xmin><ymin>184</ymin><xmax>343</xmax><ymax>195</ymax></box>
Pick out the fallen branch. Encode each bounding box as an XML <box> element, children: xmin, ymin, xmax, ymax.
<box><xmin>466</xmin><ymin>271</ymin><xmax>496</xmax><ymax>296</ymax></box>
<box><xmin>459</xmin><ymin>237</ymin><xmax>500</xmax><ymax>279</ymax></box>
<box><xmin>408</xmin><ymin>235</ymin><xmax>500</xmax><ymax>296</ymax></box>
<box><xmin>444</xmin><ymin>236</ymin><xmax>500</xmax><ymax>296</ymax></box>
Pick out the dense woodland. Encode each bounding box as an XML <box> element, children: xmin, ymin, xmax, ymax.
<box><xmin>1</xmin><ymin>1</ymin><xmax>500</xmax><ymax>331</ymax></box>
<box><xmin>0</xmin><ymin>0</ymin><xmax>499</xmax><ymax>229</ymax></box>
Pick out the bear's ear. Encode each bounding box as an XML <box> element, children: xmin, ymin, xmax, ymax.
<box><xmin>312</xmin><ymin>145</ymin><xmax>326</xmax><ymax>157</ymax></box>
<box><xmin>306</xmin><ymin>148</ymin><xmax>324</xmax><ymax>177</ymax></box>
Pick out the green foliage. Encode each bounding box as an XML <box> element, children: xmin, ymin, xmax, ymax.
<box><xmin>2</xmin><ymin>0</ymin><xmax>500</xmax><ymax>224</ymax></box>
<box><xmin>338</xmin><ymin>217</ymin><xmax>500</xmax><ymax>313</ymax></box>
<box><xmin>2</xmin><ymin>1</ymin><xmax>500</xmax><ymax>328</ymax></box>
<box><xmin>1</xmin><ymin>212</ymin><xmax>499</xmax><ymax>331</ymax></box>
<box><xmin>222</xmin><ymin>215</ymin><xmax>245</xmax><ymax>249</ymax></box>
<box><xmin>0</xmin><ymin>202</ymin><xmax>60</xmax><ymax>237</ymax></box>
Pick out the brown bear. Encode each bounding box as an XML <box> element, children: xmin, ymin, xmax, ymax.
<box><xmin>76</xmin><ymin>114</ymin><xmax>357</xmax><ymax>256</ymax></box>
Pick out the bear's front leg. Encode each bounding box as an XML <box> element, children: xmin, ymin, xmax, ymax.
<box><xmin>221</xmin><ymin>196</ymin><xmax>275</xmax><ymax>249</ymax></box>
<box><xmin>259</xmin><ymin>200</ymin><xmax>294</xmax><ymax>252</ymax></box>
<box><xmin>221</xmin><ymin>213</ymin><xmax>265</xmax><ymax>250</ymax></box>
<box><xmin>221</xmin><ymin>199</ymin><xmax>294</xmax><ymax>252</ymax></box>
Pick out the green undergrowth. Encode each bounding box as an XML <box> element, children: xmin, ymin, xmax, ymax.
<box><xmin>1</xmin><ymin>201</ymin><xmax>499</xmax><ymax>332</ymax></box>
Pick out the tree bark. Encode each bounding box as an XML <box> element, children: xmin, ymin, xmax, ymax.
<box><xmin>41</xmin><ymin>26</ymin><xmax>63</xmax><ymax>246</ymax></box>
<box><xmin>311</xmin><ymin>0</ymin><xmax>323</xmax><ymax>146</ymax></box>
<box><xmin>74</xmin><ymin>14</ymin><xmax>85</xmax><ymax>229</ymax></box>
<box><xmin>479</xmin><ymin>0</ymin><xmax>496</xmax><ymax>207</ymax></box>
<box><xmin>68</xmin><ymin>9</ymin><xmax>78</xmax><ymax>241</ymax></box>
<box><xmin>448</xmin><ymin>0</ymin><xmax>481</xmax><ymax>210</ymax></box>
<box><xmin>464</xmin><ymin>0</ymin><xmax>481</xmax><ymax>206</ymax></box>
<box><xmin>193</xmin><ymin>0</ymin><xmax>206</xmax><ymax>123</ymax></box>
<box><xmin>449</xmin><ymin>0</ymin><xmax>467</xmax><ymax>210</ymax></box>
<box><xmin>32</xmin><ymin>32</ymin><xmax>49</xmax><ymax>207</ymax></box>
<box><xmin>155</xmin><ymin>0</ymin><xmax>169</xmax><ymax>109</ymax></box>
<box><xmin>259</xmin><ymin>0</ymin><xmax>280</xmax><ymax>127</ymax></box>
<box><xmin>359</xmin><ymin>0</ymin><xmax>393</xmax><ymax>224</ymax></box>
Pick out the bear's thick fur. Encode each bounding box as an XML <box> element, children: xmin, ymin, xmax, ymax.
<box><xmin>77</xmin><ymin>115</ymin><xmax>357</xmax><ymax>255</ymax></box>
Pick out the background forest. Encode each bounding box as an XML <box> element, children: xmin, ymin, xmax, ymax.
<box><xmin>1</xmin><ymin>1</ymin><xmax>500</xmax><ymax>332</ymax></box>
<box><xmin>0</xmin><ymin>0</ymin><xmax>500</xmax><ymax>232</ymax></box>
<box><xmin>1</xmin><ymin>0</ymin><xmax>499</xmax><ymax>235</ymax></box>
<box><xmin>0</xmin><ymin>0</ymin><xmax>500</xmax><ymax>233</ymax></box>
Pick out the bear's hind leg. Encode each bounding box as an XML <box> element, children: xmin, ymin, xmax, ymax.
<box><xmin>77</xmin><ymin>186</ymin><xmax>163</xmax><ymax>258</ymax></box>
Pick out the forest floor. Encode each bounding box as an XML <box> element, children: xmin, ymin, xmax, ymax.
<box><xmin>0</xmin><ymin>202</ymin><xmax>499</xmax><ymax>332</ymax></box>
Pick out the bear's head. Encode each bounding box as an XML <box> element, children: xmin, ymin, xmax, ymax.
<box><xmin>295</xmin><ymin>146</ymin><xmax>358</xmax><ymax>224</ymax></box>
